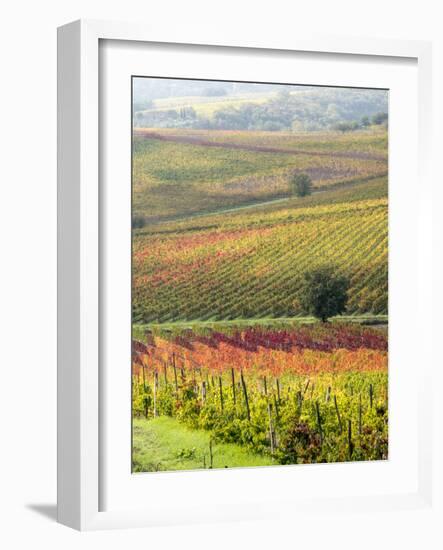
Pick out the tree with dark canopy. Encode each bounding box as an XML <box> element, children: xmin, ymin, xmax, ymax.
<box><xmin>290</xmin><ymin>173</ymin><xmax>313</xmax><ymax>197</ymax></box>
<box><xmin>297</xmin><ymin>266</ymin><xmax>349</xmax><ymax>322</ymax></box>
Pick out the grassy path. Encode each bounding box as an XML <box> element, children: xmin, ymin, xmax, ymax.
<box><xmin>138</xmin><ymin>175</ymin><xmax>385</xmax><ymax>227</ymax></box>
<box><xmin>133</xmin><ymin>315</ymin><xmax>388</xmax><ymax>340</ymax></box>
<box><xmin>132</xmin><ymin>417</ymin><xmax>274</xmax><ymax>472</ymax></box>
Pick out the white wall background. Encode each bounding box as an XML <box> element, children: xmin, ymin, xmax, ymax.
<box><xmin>0</xmin><ymin>1</ymin><xmax>441</xmax><ymax>547</ymax></box>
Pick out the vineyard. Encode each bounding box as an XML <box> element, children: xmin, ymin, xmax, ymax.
<box><xmin>132</xmin><ymin>129</ymin><xmax>387</xmax><ymax>222</ymax></box>
<box><xmin>132</xmin><ymin>324</ymin><xmax>388</xmax><ymax>471</ymax></box>
<box><xmin>133</xmin><ymin>177</ymin><xmax>388</xmax><ymax>322</ymax></box>
<box><xmin>134</xmin><ymin>127</ymin><xmax>388</xmax><ymax>157</ymax></box>
<box><xmin>131</xmin><ymin>110</ymin><xmax>389</xmax><ymax>471</ymax></box>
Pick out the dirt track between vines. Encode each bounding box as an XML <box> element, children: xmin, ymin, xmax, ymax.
<box><xmin>135</xmin><ymin>130</ymin><xmax>386</xmax><ymax>162</ymax></box>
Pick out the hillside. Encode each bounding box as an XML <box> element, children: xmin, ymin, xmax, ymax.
<box><xmin>132</xmin><ymin>177</ymin><xmax>388</xmax><ymax>322</ymax></box>
<box><xmin>132</xmin><ymin>128</ymin><xmax>388</xmax><ymax>223</ymax></box>
<box><xmin>131</xmin><ymin>78</ymin><xmax>390</xmax><ymax>472</ymax></box>
<box><xmin>133</xmin><ymin>80</ymin><xmax>388</xmax><ymax>131</ymax></box>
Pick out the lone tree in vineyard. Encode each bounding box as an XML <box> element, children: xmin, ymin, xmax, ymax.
<box><xmin>290</xmin><ymin>173</ymin><xmax>312</xmax><ymax>197</ymax></box>
<box><xmin>298</xmin><ymin>266</ymin><xmax>349</xmax><ymax>322</ymax></box>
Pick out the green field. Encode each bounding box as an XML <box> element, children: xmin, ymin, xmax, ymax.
<box><xmin>132</xmin><ymin>417</ymin><xmax>274</xmax><ymax>472</ymax></box>
<box><xmin>141</xmin><ymin>92</ymin><xmax>274</xmax><ymax>118</ymax></box>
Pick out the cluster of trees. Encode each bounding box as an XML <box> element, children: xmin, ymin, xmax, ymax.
<box><xmin>333</xmin><ymin>112</ymin><xmax>388</xmax><ymax>133</ymax></box>
<box><xmin>134</xmin><ymin>87</ymin><xmax>388</xmax><ymax>131</ymax></box>
<box><xmin>133</xmin><ymin>106</ymin><xmax>198</xmax><ymax>128</ymax></box>
<box><xmin>203</xmin><ymin>86</ymin><xmax>228</xmax><ymax>97</ymax></box>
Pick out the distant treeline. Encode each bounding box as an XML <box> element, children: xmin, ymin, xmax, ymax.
<box><xmin>133</xmin><ymin>88</ymin><xmax>388</xmax><ymax>132</ymax></box>
<box><xmin>133</xmin><ymin>78</ymin><xmax>298</xmax><ymax>104</ymax></box>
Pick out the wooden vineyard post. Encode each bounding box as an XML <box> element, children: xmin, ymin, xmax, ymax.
<box><xmin>209</xmin><ymin>438</ymin><xmax>214</xmax><ymax>469</ymax></box>
<box><xmin>143</xmin><ymin>396</ymin><xmax>149</xmax><ymax>419</ymax></box>
<box><xmin>347</xmin><ymin>419</ymin><xmax>354</xmax><ymax>459</ymax></box>
<box><xmin>315</xmin><ymin>401</ymin><xmax>323</xmax><ymax>446</ymax></box>
<box><xmin>163</xmin><ymin>362</ymin><xmax>168</xmax><ymax>385</ymax></box>
<box><xmin>172</xmin><ymin>352</ymin><xmax>178</xmax><ymax>392</ymax></box>
<box><xmin>296</xmin><ymin>390</ymin><xmax>303</xmax><ymax>417</ymax></box>
<box><xmin>325</xmin><ymin>386</ymin><xmax>331</xmax><ymax>402</ymax></box>
<box><xmin>201</xmin><ymin>380</ymin><xmax>207</xmax><ymax>404</ymax></box>
<box><xmin>153</xmin><ymin>370</ymin><xmax>159</xmax><ymax>417</ymax></box>
<box><xmin>263</xmin><ymin>376</ymin><xmax>268</xmax><ymax>396</ymax></box>
<box><xmin>275</xmin><ymin>378</ymin><xmax>281</xmax><ymax>404</ymax></box>
<box><xmin>358</xmin><ymin>394</ymin><xmax>362</xmax><ymax>435</ymax></box>
<box><xmin>273</xmin><ymin>394</ymin><xmax>280</xmax><ymax>423</ymax></box>
<box><xmin>218</xmin><ymin>376</ymin><xmax>224</xmax><ymax>412</ymax></box>
<box><xmin>334</xmin><ymin>395</ymin><xmax>342</xmax><ymax>434</ymax></box>
<box><xmin>142</xmin><ymin>362</ymin><xmax>147</xmax><ymax>393</ymax></box>
<box><xmin>231</xmin><ymin>368</ymin><xmax>236</xmax><ymax>405</ymax></box>
<box><xmin>369</xmin><ymin>384</ymin><xmax>374</xmax><ymax>409</ymax></box>
<box><xmin>267</xmin><ymin>403</ymin><xmax>275</xmax><ymax>455</ymax></box>
<box><xmin>240</xmin><ymin>370</ymin><xmax>250</xmax><ymax>421</ymax></box>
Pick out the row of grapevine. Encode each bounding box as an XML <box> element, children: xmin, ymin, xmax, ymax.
<box><xmin>133</xmin><ymin>192</ymin><xmax>388</xmax><ymax>322</ymax></box>
<box><xmin>132</xmin><ymin>324</ymin><xmax>388</xmax><ymax>466</ymax></box>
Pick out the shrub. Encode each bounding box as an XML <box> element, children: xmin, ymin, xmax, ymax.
<box><xmin>277</xmin><ymin>422</ymin><xmax>322</xmax><ymax>464</ymax></box>
<box><xmin>132</xmin><ymin>215</ymin><xmax>146</xmax><ymax>229</ymax></box>
<box><xmin>290</xmin><ymin>173</ymin><xmax>312</xmax><ymax>197</ymax></box>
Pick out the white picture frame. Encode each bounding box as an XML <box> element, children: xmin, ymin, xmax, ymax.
<box><xmin>57</xmin><ymin>19</ymin><xmax>434</xmax><ymax>531</ymax></box>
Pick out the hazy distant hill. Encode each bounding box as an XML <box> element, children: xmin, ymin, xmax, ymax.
<box><xmin>133</xmin><ymin>77</ymin><xmax>388</xmax><ymax>131</ymax></box>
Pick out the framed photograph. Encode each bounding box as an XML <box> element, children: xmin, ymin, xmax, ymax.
<box><xmin>57</xmin><ymin>20</ymin><xmax>434</xmax><ymax>531</ymax></box>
